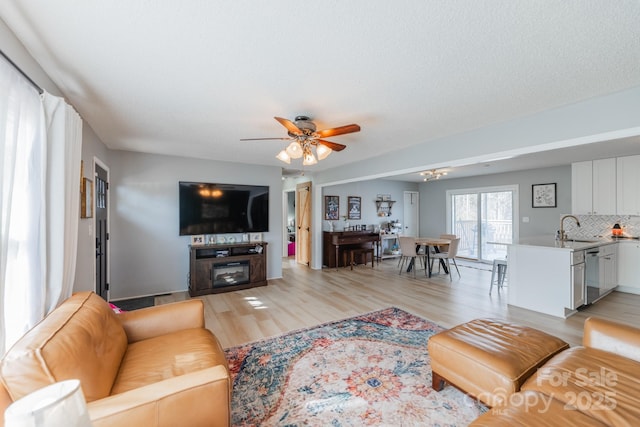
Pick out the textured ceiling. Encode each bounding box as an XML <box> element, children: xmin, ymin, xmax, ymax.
<box><xmin>1</xmin><ymin>1</ymin><xmax>640</xmax><ymax>173</ymax></box>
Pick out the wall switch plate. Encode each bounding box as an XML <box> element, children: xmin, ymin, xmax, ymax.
<box><xmin>522</xmin><ymin>216</ymin><xmax>530</xmax><ymax>223</ymax></box>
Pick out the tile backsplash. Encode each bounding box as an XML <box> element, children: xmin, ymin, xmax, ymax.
<box><xmin>562</xmin><ymin>215</ymin><xmax>640</xmax><ymax>238</ymax></box>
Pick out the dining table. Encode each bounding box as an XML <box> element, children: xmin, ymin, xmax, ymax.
<box><xmin>415</xmin><ymin>237</ymin><xmax>451</xmax><ymax>277</ymax></box>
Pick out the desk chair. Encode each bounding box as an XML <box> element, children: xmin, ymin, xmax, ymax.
<box><xmin>429</xmin><ymin>238</ymin><xmax>461</xmax><ymax>280</ymax></box>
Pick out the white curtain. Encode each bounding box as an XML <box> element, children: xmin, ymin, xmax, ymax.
<box><xmin>0</xmin><ymin>59</ymin><xmax>82</xmax><ymax>356</ymax></box>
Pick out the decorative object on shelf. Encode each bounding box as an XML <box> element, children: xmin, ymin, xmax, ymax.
<box><xmin>324</xmin><ymin>195</ymin><xmax>339</xmax><ymax>220</ymax></box>
<box><xmin>242</xmin><ymin>233</ymin><xmax>250</xmax><ymax>242</ymax></box>
<box><xmin>249</xmin><ymin>232</ymin><xmax>262</xmax><ymax>243</ymax></box>
<box><xmin>191</xmin><ymin>235</ymin><xmax>205</xmax><ymax>246</ymax></box>
<box><xmin>612</xmin><ymin>223</ymin><xmax>623</xmax><ymax>236</ymax></box>
<box><xmin>532</xmin><ymin>183</ymin><xmax>557</xmax><ymax>208</ymax></box>
<box><xmin>241</xmin><ymin>116</ymin><xmax>360</xmax><ymax>166</ymax></box>
<box><xmin>4</xmin><ymin>379</ymin><xmax>92</xmax><ymax>427</ymax></box>
<box><xmin>347</xmin><ymin>196</ymin><xmax>361</xmax><ymax>220</ymax></box>
<box><xmin>375</xmin><ymin>197</ymin><xmax>396</xmax><ymax>217</ymax></box>
<box><xmin>206</xmin><ymin>234</ymin><xmax>216</xmax><ymax>245</ymax></box>
<box><xmin>217</xmin><ymin>235</ymin><xmax>227</xmax><ymax>244</ymax></box>
<box><xmin>420</xmin><ymin>168</ymin><xmax>448</xmax><ymax>182</ymax></box>
<box><xmin>326</xmin><ymin>221</ymin><xmax>334</xmax><ymax>232</ymax></box>
<box><xmin>228</xmin><ymin>236</ymin><xmax>236</xmax><ymax>243</ymax></box>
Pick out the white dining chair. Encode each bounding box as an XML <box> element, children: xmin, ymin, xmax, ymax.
<box><xmin>429</xmin><ymin>237</ymin><xmax>461</xmax><ymax>280</ymax></box>
<box><xmin>398</xmin><ymin>236</ymin><xmax>422</xmax><ymax>278</ymax></box>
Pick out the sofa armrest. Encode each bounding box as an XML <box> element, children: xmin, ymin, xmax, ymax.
<box><xmin>118</xmin><ymin>299</ymin><xmax>205</xmax><ymax>343</ymax></box>
<box><xmin>0</xmin><ymin>381</ymin><xmax>12</xmax><ymax>427</ymax></box>
<box><xmin>583</xmin><ymin>316</ymin><xmax>640</xmax><ymax>363</ymax></box>
<box><xmin>88</xmin><ymin>365</ymin><xmax>230</xmax><ymax>427</ymax></box>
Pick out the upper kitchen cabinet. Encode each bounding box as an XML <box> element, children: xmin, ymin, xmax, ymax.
<box><xmin>616</xmin><ymin>155</ymin><xmax>640</xmax><ymax>216</ymax></box>
<box><xmin>571</xmin><ymin>158</ymin><xmax>616</xmax><ymax>215</ymax></box>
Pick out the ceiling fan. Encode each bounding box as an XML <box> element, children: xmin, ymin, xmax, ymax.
<box><xmin>241</xmin><ymin>116</ymin><xmax>361</xmax><ymax>165</ymax></box>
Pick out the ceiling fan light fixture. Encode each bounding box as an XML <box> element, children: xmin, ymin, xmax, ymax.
<box><xmin>285</xmin><ymin>141</ymin><xmax>303</xmax><ymax>159</ymax></box>
<box><xmin>315</xmin><ymin>143</ymin><xmax>332</xmax><ymax>160</ymax></box>
<box><xmin>302</xmin><ymin>147</ymin><xmax>317</xmax><ymax>166</ymax></box>
<box><xmin>276</xmin><ymin>150</ymin><xmax>291</xmax><ymax>164</ymax></box>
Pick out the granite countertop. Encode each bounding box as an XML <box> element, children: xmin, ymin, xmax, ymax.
<box><xmin>511</xmin><ymin>235</ymin><xmax>632</xmax><ymax>251</ymax></box>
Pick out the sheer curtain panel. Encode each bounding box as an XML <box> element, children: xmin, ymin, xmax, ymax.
<box><xmin>0</xmin><ymin>59</ymin><xmax>82</xmax><ymax>356</ymax></box>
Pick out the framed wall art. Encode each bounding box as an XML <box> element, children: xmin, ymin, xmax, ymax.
<box><xmin>80</xmin><ymin>177</ymin><xmax>93</xmax><ymax>218</ymax></box>
<box><xmin>347</xmin><ymin>196</ymin><xmax>361</xmax><ymax>220</ymax></box>
<box><xmin>324</xmin><ymin>195</ymin><xmax>339</xmax><ymax>220</ymax></box>
<box><xmin>532</xmin><ymin>183</ymin><xmax>557</xmax><ymax>208</ymax></box>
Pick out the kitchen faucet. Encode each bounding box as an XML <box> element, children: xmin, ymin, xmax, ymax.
<box><xmin>558</xmin><ymin>215</ymin><xmax>581</xmax><ymax>241</ymax></box>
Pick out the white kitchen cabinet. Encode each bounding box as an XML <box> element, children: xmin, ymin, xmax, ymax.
<box><xmin>571</xmin><ymin>158</ymin><xmax>616</xmax><ymax>215</ymax></box>
<box><xmin>570</xmin><ymin>251</ymin><xmax>585</xmax><ymax>309</ymax></box>
<box><xmin>616</xmin><ymin>155</ymin><xmax>640</xmax><ymax>216</ymax></box>
<box><xmin>617</xmin><ymin>242</ymin><xmax>640</xmax><ymax>294</ymax></box>
<box><xmin>598</xmin><ymin>243</ymin><xmax>617</xmax><ymax>292</ymax></box>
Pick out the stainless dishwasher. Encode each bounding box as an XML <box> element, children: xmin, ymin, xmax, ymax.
<box><xmin>585</xmin><ymin>248</ymin><xmax>600</xmax><ymax>304</ymax></box>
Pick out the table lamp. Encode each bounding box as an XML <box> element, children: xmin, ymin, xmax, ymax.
<box><xmin>4</xmin><ymin>379</ymin><xmax>92</xmax><ymax>427</ymax></box>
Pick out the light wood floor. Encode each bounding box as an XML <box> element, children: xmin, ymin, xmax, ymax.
<box><xmin>156</xmin><ymin>257</ymin><xmax>640</xmax><ymax>348</ymax></box>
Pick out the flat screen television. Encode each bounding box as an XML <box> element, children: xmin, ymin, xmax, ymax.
<box><xmin>179</xmin><ymin>181</ymin><xmax>269</xmax><ymax>236</ymax></box>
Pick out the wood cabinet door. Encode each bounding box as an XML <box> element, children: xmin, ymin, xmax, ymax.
<box><xmin>250</xmin><ymin>255</ymin><xmax>266</xmax><ymax>282</ymax></box>
<box><xmin>193</xmin><ymin>260</ymin><xmax>212</xmax><ymax>292</ymax></box>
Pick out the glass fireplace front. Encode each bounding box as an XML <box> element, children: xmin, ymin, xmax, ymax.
<box><xmin>213</xmin><ymin>261</ymin><xmax>250</xmax><ymax>287</ymax></box>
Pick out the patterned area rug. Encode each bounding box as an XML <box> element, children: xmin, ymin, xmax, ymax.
<box><xmin>225</xmin><ymin>307</ymin><xmax>486</xmax><ymax>426</ymax></box>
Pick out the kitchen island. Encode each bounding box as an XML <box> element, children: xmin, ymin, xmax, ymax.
<box><xmin>507</xmin><ymin>236</ymin><xmax>617</xmax><ymax>318</ymax></box>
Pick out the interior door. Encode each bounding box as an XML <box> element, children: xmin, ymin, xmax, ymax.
<box><xmin>403</xmin><ymin>191</ymin><xmax>419</xmax><ymax>237</ymax></box>
<box><xmin>95</xmin><ymin>163</ymin><xmax>109</xmax><ymax>300</ymax></box>
<box><xmin>296</xmin><ymin>181</ymin><xmax>312</xmax><ymax>266</ymax></box>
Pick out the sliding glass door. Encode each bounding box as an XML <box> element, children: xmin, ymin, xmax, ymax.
<box><xmin>447</xmin><ymin>185</ymin><xmax>518</xmax><ymax>262</ymax></box>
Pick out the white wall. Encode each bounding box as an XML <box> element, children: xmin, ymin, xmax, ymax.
<box><xmin>418</xmin><ymin>165</ymin><xmax>571</xmax><ymax>238</ymax></box>
<box><xmin>108</xmin><ymin>150</ymin><xmax>283</xmax><ymax>300</ymax></box>
<box><xmin>322</xmin><ymin>179</ymin><xmax>419</xmax><ymax>231</ymax></box>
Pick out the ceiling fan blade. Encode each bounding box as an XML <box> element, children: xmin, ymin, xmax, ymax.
<box><xmin>274</xmin><ymin>117</ymin><xmax>303</xmax><ymax>135</ymax></box>
<box><xmin>316</xmin><ymin>139</ymin><xmax>346</xmax><ymax>152</ymax></box>
<box><xmin>240</xmin><ymin>137</ymin><xmax>292</xmax><ymax>141</ymax></box>
<box><xmin>315</xmin><ymin>124</ymin><xmax>360</xmax><ymax>138</ymax></box>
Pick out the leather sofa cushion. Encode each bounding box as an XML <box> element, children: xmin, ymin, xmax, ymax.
<box><xmin>470</xmin><ymin>391</ymin><xmax>608</xmax><ymax>426</ymax></box>
<box><xmin>1</xmin><ymin>292</ymin><xmax>127</xmax><ymax>402</ymax></box>
<box><xmin>523</xmin><ymin>346</ymin><xmax>640</xmax><ymax>426</ymax></box>
<box><xmin>111</xmin><ymin>328</ymin><xmax>228</xmax><ymax>395</ymax></box>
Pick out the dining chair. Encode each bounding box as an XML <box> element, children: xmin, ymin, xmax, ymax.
<box><xmin>429</xmin><ymin>237</ymin><xmax>461</xmax><ymax>280</ymax></box>
<box><xmin>398</xmin><ymin>236</ymin><xmax>422</xmax><ymax>278</ymax></box>
<box><xmin>437</xmin><ymin>234</ymin><xmax>456</xmax><ymax>252</ymax></box>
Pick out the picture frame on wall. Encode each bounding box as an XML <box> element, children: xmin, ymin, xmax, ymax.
<box><xmin>324</xmin><ymin>195</ymin><xmax>339</xmax><ymax>220</ymax></box>
<box><xmin>347</xmin><ymin>196</ymin><xmax>361</xmax><ymax>220</ymax></box>
<box><xmin>532</xmin><ymin>183</ymin><xmax>557</xmax><ymax>208</ymax></box>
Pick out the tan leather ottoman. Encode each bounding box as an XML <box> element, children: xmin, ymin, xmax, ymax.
<box><xmin>428</xmin><ymin>318</ymin><xmax>569</xmax><ymax>407</ymax></box>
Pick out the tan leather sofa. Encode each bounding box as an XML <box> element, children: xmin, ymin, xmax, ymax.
<box><xmin>0</xmin><ymin>291</ymin><xmax>231</xmax><ymax>427</ymax></box>
<box><xmin>471</xmin><ymin>317</ymin><xmax>640</xmax><ymax>426</ymax></box>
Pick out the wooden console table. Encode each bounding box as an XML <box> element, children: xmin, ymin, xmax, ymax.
<box><xmin>189</xmin><ymin>242</ymin><xmax>267</xmax><ymax>296</ymax></box>
<box><xmin>323</xmin><ymin>231</ymin><xmax>380</xmax><ymax>269</ymax></box>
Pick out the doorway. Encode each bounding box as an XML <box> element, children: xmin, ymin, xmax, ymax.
<box><xmin>403</xmin><ymin>191</ymin><xmax>419</xmax><ymax>237</ymax></box>
<box><xmin>296</xmin><ymin>182</ymin><xmax>312</xmax><ymax>266</ymax></box>
<box><xmin>94</xmin><ymin>160</ymin><xmax>109</xmax><ymax>300</ymax></box>
<box><xmin>446</xmin><ymin>185</ymin><xmax>518</xmax><ymax>262</ymax></box>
